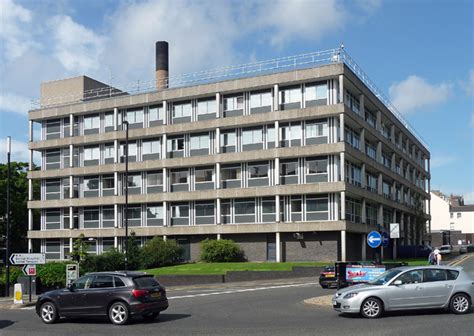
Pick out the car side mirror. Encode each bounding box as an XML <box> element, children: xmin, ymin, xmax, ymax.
<box><xmin>393</xmin><ymin>280</ymin><xmax>402</xmax><ymax>286</ymax></box>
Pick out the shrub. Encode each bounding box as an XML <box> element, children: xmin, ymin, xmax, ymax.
<box><xmin>200</xmin><ymin>239</ymin><xmax>246</xmax><ymax>263</ymax></box>
<box><xmin>141</xmin><ymin>237</ymin><xmax>183</xmax><ymax>269</ymax></box>
<box><xmin>0</xmin><ymin>266</ymin><xmax>22</xmax><ymax>285</ymax></box>
<box><xmin>36</xmin><ymin>262</ymin><xmax>69</xmax><ymax>288</ymax></box>
<box><xmin>80</xmin><ymin>249</ymin><xmax>126</xmax><ymax>274</ymax></box>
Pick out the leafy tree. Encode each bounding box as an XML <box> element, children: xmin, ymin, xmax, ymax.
<box><xmin>0</xmin><ymin>162</ymin><xmax>40</xmax><ymax>258</ymax></box>
<box><xmin>70</xmin><ymin>234</ymin><xmax>89</xmax><ymax>262</ymax></box>
<box><xmin>200</xmin><ymin>239</ymin><xmax>246</xmax><ymax>262</ymax></box>
<box><xmin>141</xmin><ymin>237</ymin><xmax>183</xmax><ymax>269</ymax></box>
<box><xmin>125</xmin><ymin>231</ymin><xmax>142</xmax><ymax>270</ymax></box>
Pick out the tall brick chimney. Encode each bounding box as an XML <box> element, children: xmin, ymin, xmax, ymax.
<box><xmin>155</xmin><ymin>41</ymin><xmax>169</xmax><ymax>89</ymax></box>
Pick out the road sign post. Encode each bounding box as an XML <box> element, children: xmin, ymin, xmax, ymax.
<box><xmin>9</xmin><ymin>253</ymin><xmax>45</xmax><ymax>265</ymax></box>
<box><xmin>21</xmin><ymin>265</ymin><xmax>36</xmax><ymax>303</ymax></box>
<box><xmin>390</xmin><ymin>223</ymin><xmax>400</xmax><ymax>260</ymax></box>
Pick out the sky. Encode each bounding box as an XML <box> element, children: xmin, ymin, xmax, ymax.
<box><xmin>0</xmin><ymin>0</ymin><xmax>473</xmax><ymax>202</ymax></box>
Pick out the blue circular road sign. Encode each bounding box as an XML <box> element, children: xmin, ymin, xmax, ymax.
<box><xmin>367</xmin><ymin>231</ymin><xmax>382</xmax><ymax>249</ymax></box>
<box><xmin>381</xmin><ymin>232</ymin><xmax>390</xmax><ymax>248</ymax></box>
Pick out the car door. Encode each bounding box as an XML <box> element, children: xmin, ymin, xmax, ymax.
<box><xmin>421</xmin><ymin>269</ymin><xmax>453</xmax><ymax>307</ymax></box>
<box><xmin>386</xmin><ymin>270</ymin><xmax>425</xmax><ymax>310</ymax></box>
<box><xmin>57</xmin><ymin>275</ymin><xmax>94</xmax><ymax>315</ymax></box>
<box><xmin>83</xmin><ymin>275</ymin><xmax>115</xmax><ymax>315</ymax></box>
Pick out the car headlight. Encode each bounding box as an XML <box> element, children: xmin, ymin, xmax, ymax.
<box><xmin>343</xmin><ymin>292</ymin><xmax>359</xmax><ymax>299</ymax></box>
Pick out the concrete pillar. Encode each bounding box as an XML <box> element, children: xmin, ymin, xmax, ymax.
<box><xmin>27</xmin><ymin>238</ymin><xmax>32</xmax><ymax>252</ymax></box>
<box><xmin>338</xmin><ymin>75</ymin><xmax>344</xmax><ymax>104</ymax></box>
<box><xmin>29</xmin><ymin>150</ymin><xmax>33</xmax><ymax>171</ymax></box>
<box><xmin>162</xmin><ymin>134</ymin><xmax>167</xmax><ymax>159</ymax></box>
<box><xmin>376</xmin><ymin>110</ymin><xmax>382</xmax><ymax>131</ymax></box>
<box><xmin>114</xmin><ymin>236</ymin><xmax>118</xmax><ymax>249</ymax></box>
<box><xmin>69</xmin><ymin>144</ymin><xmax>74</xmax><ymax>167</ymax></box>
<box><xmin>163</xmin><ymin>101</ymin><xmax>168</xmax><ymax>125</ymax></box>
<box><xmin>274</xmin><ymin>158</ymin><xmax>280</xmax><ymax>185</ymax></box>
<box><xmin>339</xmin><ymin>113</ymin><xmax>345</xmax><ymax>141</ymax></box>
<box><xmin>69</xmin><ymin>206</ymin><xmax>73</xmax><ymax>229</ymax></box>
<box><xmin>69</xmin><ymin>175</ymin><xmax>73</xmax><ymax>198</ymax></box>
<box><xmin>377</xmin><ymin>173</ymin><xmax>383</xmax><ymax>195</ymax></box>
<box><xmin>361</xmin><ymin>234</ymin><xmax>367</xmax><ymax>261</ymax></box>
<box><xmin>216</xmin><ymin>198</ymin><xmax>221</xmax><ymax>225</ymax></box>
<box><xmin>360</xmin><ymin>128</ymin><xmax>365</xmax><ymax>152</ymax></box>
<box><xmin>29</xmin><ymin>120</ymin><xmax>33</xmax><ymax>142</ymax></box>
<box><xmin>215</xmin><ymin>127</ymin><xmax>221</xmax><ymax>154</ymax></box>
<box><xmin>216</xmin><ymin>93</ymin><xmax>221</xmax><ymax>118</ymax></box>
<box><xmin>215</xmin><ymin>163</ymin><xmax>221</xmax><ymax>189</ymax></box>
<box><xmin>276</xmin><ymin>232</ymin><xmax>281</xmax><ymax>262</ymax></box>
<box><xmin>114</xmin><ymin>172</ymin><xmax>118</xmax><ymax>195</ymax></box>
<box><xmin>114</xmin><ymin>140</ymin><xmax>118</xmax><ymax>163</ymax></box>
<box><xmin>361</xmin><ymin>199</ymin><xmax>366</xmax><ymax>224</ymax></box>
<box><xmin>341</xmin><ymin>230</ymin><xmax>346</xmax><ymax>262</ymax></box>
<box><xmin>391</xmin><ymin>153</ymin><xmax>396</xmax><ymax>171</ymax></box>
<box><xmin>163</xmin><ymin>235</ymin><xmax>167</xmax><ymax>242</ymax></box>
<box><xmin>340</xmin><ymin>152</ymin><xmax>345</xmax><ymax>182</ymax></box>
<box><xmin>113</xmin><ymin>108</ymin><xmax>118</xmax><ymax>131</ymax></box>
<box><xmin>114</xmin><ymin>204</ymin><xmax>119</xmax><ymax>228</ymax></box>
<box><xmin>163</xmin><ymin>168</ymin><xmax>168</xmax><ymax>192</ymax></box>
<box><xmin>274</xmin><ymin>120</ymin><xmax>280</xmax><ymax>148</ymax></box>
<box><xmin>69</xmin><ymin>114</ymin><xmax>74</xmax><ymax>136</ymax></box>
<box><xmin>391</xmin><ymin>125</ymin><xmax>396</xmax><ymax>144</ymax></box>
<box><xmin>359</xmin><ymin>94</ymin><xmax>365</xmax><ymax>116</ymax></box>
<box><xmin>273</xmin><ymin>84</ymin><xmax>279</xmax><ymax>111</ymax></box>
<box><xmin>275</xmin><ymin>194</ymin><xmax>280</xmax><ymax>222</ymax></box>
<box><xmin>376</xmin><ymin>141</ymin><xmax>382</xmax><ymax>163</ymax></box>
<box><xmin>217</xmin><ymin>234</ymin><xmax>222</xmax><ymax>240</ymax></box>
<box><xmin>340</xmin><ymin>191</ymin><xmax>346</xmax><ymax>220</ymax></box>
<box><xmin>378</xmin><ymin>204</ymin><xmax>383</xmax><ymax>227</ymax></box>
<box><xmin>392</xmin><ymin>181</ymin><xmax>397</xmax><ymax>201</ymax></box>
<box><xmin>28</xmin><ymin>179</ymin><xmax>33</xmax><ymax>200</ymax></box>
<box><xmin>361</xmin><ymin>163</ymin><xmax>366</xmax><ymax>188</ymax></box>
<box><xmin>69</xmin><ymin>237</ymin><xmax>73</xmax><ymax>254</ymax></box>
<box><xmin>28</xmin><ymin>209</ymin><xmax>33</xmax><ymax>231</ymax></box>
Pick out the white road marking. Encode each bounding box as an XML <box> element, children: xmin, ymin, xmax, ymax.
<box><xmin>20</xmin><ymin>306</ymin><xmax>35</xmax><ymax>310</ymax></box>
<box><xmin>168</xmin><ymin>282</ymin><xmax>320</xmax><ymax>300</ymax></box>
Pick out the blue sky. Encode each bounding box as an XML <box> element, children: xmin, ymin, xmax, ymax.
<box><xmin>0</xmin><ymin>0</ymin><xmax>473</xmax><ymax>202</ymax></box>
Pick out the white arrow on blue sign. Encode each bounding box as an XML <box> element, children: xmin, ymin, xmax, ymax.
<box><xmin>367</xmin><ymin>231</ymin><xmax>382</xmax><ymax>248</ymax></box>
<box><xmin>381</xmin><ymin>232</ymin><xmax>390</xmax><ymax>248</ymax></box>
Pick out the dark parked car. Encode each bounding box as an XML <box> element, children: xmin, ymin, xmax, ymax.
<box><xmin>36</xmin><ymin>271</ymin><xmax>168</xmax><ymax>325</ymax></box>
<box><xmin>467</xmin><ymin>244</ymin><xmax>474</xmax><ymax>253</ymax></box>
<box><xmin>319</xmin><ymin>266</ymin><xmax>337</xmax><ymax>288</ymax></box>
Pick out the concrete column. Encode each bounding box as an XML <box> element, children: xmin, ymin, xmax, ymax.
<box><xmin>376</xmin><ymin>110</ymin><xmax>382</xmax><ymax>131</ymax></box>
<box><xmin>69</xmin><ymin>175</ymin><xmax>73</xmax><ymax>198</ymax></box>
<box><xmin>360</xmin><ymin>128</ymin><xmax>365</xmax><ymax>152</ymax></box>
<box><xmin>361</xmin><ymin>163</ymin><xmax>366</xmax><ymax>188</ymax></box>
<box><xmin>391</xmin><ymin>153</ymin><xmax>396</xmax><ymax>171</ymax></box>
<box><xmin>28</xmin><ymin>239</ymin><xmax>32</xmax><ymax>252</ymax></box>
<box><xmin>392</xmin><ymin>181</ymin><xmax>397</xmax><ymax>200</ymax></box>
<box><xmin>114</xmin><ymin>172</ymin><xmax>118</xmax><ymax>195</ymax></box>
<box><xmin>275</xmin><ymin>194</ymin><xmax>280</xmax><ymax>222</ymax></box>
<box><xmin>216</xmin><ymin>93</ymin><xmax>221</xmax><ymax>118</ymax></box>
<box><xmin>163</xmin><ymin>168</ymin><xmax>168</xmax><ymax>192</ymax></box>
<box><xmin>69</xmin><ymin>238</ymin><xmax>73</xmax><ymax>253</ymax></box>
<box><xmin>69</xmin><ymin>144</ymin><xmax>74</xmax><ymax>167</ymax></box>
<box><xmin>163</xmin><ymin>201</ymin><xmax>168</xmax><ymax>227</ymax></box>
<box><xmin>113</xmin><ymin>108</ymin><xmax>118</xmax><ymax>131</ymax></box>
<box><xmin>69</xmin><ymin>206</ymin><xmax>73</xmax><ymax>229</ymax></box>
<box><xmin>340</xmin><ymin>152</ymin><xmax>345</xmax><ymax>182</ymax></box>
<box><xmin>28</xmin><ymin>179</ymin><xmax>33</xmax><ymax>200</ymax></box>
<box><xmin>340</xmin><ymin>191</ymin><xmax>346</xmax><ymax>220</ymax></box>
<box><xmin>361</xmin><ymin>199</ymin><xmax>366</xmax><ymax>224</ymax></box>
<box><xmin>29</xmin><ymin>150</ymin><xmax>33</xmax><ymax>171</ymax></box>
<box><xmin>216</xmin><ymin>198</ymin><xmax>221</xmax><ymax>224</ymax></box>
<box><xmin>377</xmin><ymin>173</ymin><xmax>383</xmax><ymax>195</ymax></box>
<box><xmin>69</xmin><ymin>114</ymin><xmax>74</xmax><ymax>136</ymax></box>
<box><xmin>28</xmin><ymin>209</ymin><xmax>33</xmax><ymax>231</ymax></box>
<box><xmin>163</xmin><ymin>101</ymin><xmax>168</xmax><ymax>125</ymax></box>
<box><xmin>217</xmin><ymin>234</ymin><xmax>221</xmax><ymax>240</ymax></box>
<box><xmin>29</xmin><ymin>120</ymin><xmax>33</xmax><ymax>142</ymax></box>
<box><xmin>114</xmin><ymin>204</ymin><xmax>119</xmax><ymax>228</ymax></box>
<box><xmin>163</xmin><ymin>236</ymin><xmax>167</xmax><ymax>242</ymax></box>
<box><xmin>391</xmin><ymin>125</ymin><xmax>396</xmax><ymax>143</ymax></box>
<box><xmin>376</xmin><ymin>141</ymin><xmax>382</xmax><ymax>163</ymax></box>
<box><xmin>274</xmin><ymin>158</ymin><xmax>280</xmax><ymax>185</ymax></box>
<box><xmin>214</xmin><ymin>127</ymin><xmax>221</xmax><ymax>154</ymax></box>
<box><xmin>276</xmin><ymin>232</ymin><xmax>281</xmax><ymax>262</ymax></box>
<box><xmin>114</xmin><ymin>140</ymin><xmax>118</xmax><ymax>163</ymax></box>
<box><xmin>274</xmin><ymin>120</ymin><xmax>280</xmax><ymax>148</ymax></box>
<box><xmin>162</xmin><ymin>134</ymin><xmax>167</xmax><ymax>159</ymax></box>
<box><xmin>378</xmin><ymin>204</ymin><xmax>383</xmax><ymax>226</ymax></box>
<box><xmin>114</xmin><ymin>236</ymin><xmax>118</xmax><ymax>249</ymax></box>
<box><xmin>359</xmin><ymin>94</ymin><xmax>365</xmax><ymax>116</ymax></box>
<box><xmin>215</xmin><ymin>163</ymin><xmax>221</xmax><ymax>189</ymax></box>
<box><xmin>338</xmin><ymin>75</ymin><xmax>344</xmax><ymax>104</ymax></box>
<box><xmin>339</xmin><ymin>113</ymin><xmax>345</xmax><ymax>141</ymax></box>
<box><xmin>361</xmin><ymin>234</ymin><xmax>367</xmax><ymax>261</ymax></box>
<box><xmin>340</xmin><ymin>230</ymin><xmax>346</xmax><ymax>262</ymax></box>
<box><xmin>273</xmin><ymin>84</ymin><xmax>279</xmax><ymax>111</ymax></box>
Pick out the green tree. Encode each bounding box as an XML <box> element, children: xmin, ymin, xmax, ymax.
<box><xmin>0</xmin><ymin>162</ymin><xmax>40</xmax><ymax>257</ymax></box>
<box><xmin>70</xmin><ymin>234</ymin><xmax>89</xmax><ymax>262</ymax></box>
<box><xmin>126</xmin><ymin>231</ymin><xmax>142</xmax><ymax>270</ymax></box>
<box><xmin>141</xmin><ymin>237</ymin><xmax>183</xmax><ymax>269</ymax></box>
<box><xmin>200</xmin><ymin>239</ymin><xmax>246</xmax><ymax>263</ymax></box>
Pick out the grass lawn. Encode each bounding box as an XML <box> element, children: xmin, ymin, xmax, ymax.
<box><xmin>144</xmin><ymin>259</ymin><xmax>427</xmax><ymax>276</ymax></box>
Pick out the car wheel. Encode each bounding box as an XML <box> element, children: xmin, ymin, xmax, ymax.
<box><xmin>450</xmin><ymin>293</ymin><xmax>471</xmax><ymax>314</ymax></box>
<box><xmin>142</xmin><ymin>312</ymin><xmax>160</xmax><ymax>321</ymax></box>
<box><xmin>40</xmin><ymin>301</ymin><xmax>59</xmax><ymax>324</ymax></box>
<box><xmin>360</xmin><ymin>297</ymin><xmax>383</xmax><ymax>319</ymax></box>
<box><xmin>109</xmin><ymin>302</ymin><xmax>130</xmax><ymax>325</ymax></box>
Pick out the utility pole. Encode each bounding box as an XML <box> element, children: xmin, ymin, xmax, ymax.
<box><xmin>122</xmin><ymin>121</ymin><xmax>129</xmax><ymax>271</ymax></box>
<box><xmin>5</xmin><ymin>136</ymin><xmax>11</xmax><ymax>297</ymax></box>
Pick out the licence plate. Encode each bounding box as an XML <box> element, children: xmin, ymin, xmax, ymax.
<box><xmin>151</xmin><ymin>292</ymin><xmax>161</xmax><ymax>298</ymax></box>
<box><xmin>325</xmin><ymin>274</ymin><xmax>335</xmax><ymax>278</ymax></box>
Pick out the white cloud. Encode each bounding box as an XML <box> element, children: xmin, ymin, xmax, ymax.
<box><xmin>0</xmin><ymin>139</ymin><xmax>39</xmax><ymax>164</ymax></box>
<box><xmin>431</xmin><ymin>155</ymin><xmax>456</xmax><ymax>168</ymax></box>
<box><xmin>0</xmin><ymin>92</ymin><xmax>31</xmax><ymax>115</ymax></box>
<box><xmin>389</xmin><ymin>75</ymin><xmax>452</xmax><ymax>114</ymax></box>
<box><xmin>0</xmin><ymin>0</ymin><xmax>34</xmax><ymax>61</ymax></box>
<box><xmin>49</xmin><ymin>15</ymin><xmax>106</xmax><ymax>73</ymax></box>
<box><xmin>463</xmin><ymin>69</ymin><xmax>474</xmax><ymax>96</ymax></box>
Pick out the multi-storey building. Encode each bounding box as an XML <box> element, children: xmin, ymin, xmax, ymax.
<box><xmin>26</xmin><ymin>43</ymin><xmax>431</xmax><ymax>262</ymax></box>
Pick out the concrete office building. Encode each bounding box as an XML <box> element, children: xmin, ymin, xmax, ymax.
<box><xmin>26</xmin><ymin>43</ymin><xmax>431</xmax><ymax>262</ymax></box>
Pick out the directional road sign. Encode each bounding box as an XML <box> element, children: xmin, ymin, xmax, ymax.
<box><xmin>22</xmin><ymin>264</ymin><xmax>36</xmax><ymax>276</ymax></box>
<box><xmin>367</xmin><ymin>231</ymin><xmax>382</xmax><ymax>249</ymax></box>
<box><xmin>390</xmin><ymin>223</ymin><xmax>400</xmax><ymax>239</ymax></box>
<box><xmin>381</xmin><ymin>232</ymin><xmax>390</xmax><ymax>248</ymax></box>
<box><xmin>9</xmin><ymin>253</ymin><xmax>46</xmax><ymax>265</ymax></box>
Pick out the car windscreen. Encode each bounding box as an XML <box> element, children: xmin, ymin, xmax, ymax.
<box><xmin>133</xmin><ymin>276</ymin><xmax>160</xmax><ymax>288</ymax></box>
<box><xmin>368</xmin><ymin>269</ymin><xmax>402</xmax><ymax>285</ymax></box>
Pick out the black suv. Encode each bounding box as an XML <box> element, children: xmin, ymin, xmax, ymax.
<box><xmin>36</xmin><ymin>271</ymin><xmax>168</xmax><ymax>325</ymax></box>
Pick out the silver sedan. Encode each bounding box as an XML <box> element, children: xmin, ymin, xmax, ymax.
<box><xmin>332</xmin><ymin>265</ymin><xmax>474</xmax><ymax>318</ymax></box>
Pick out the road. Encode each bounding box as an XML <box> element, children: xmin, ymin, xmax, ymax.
<box><xmin>1</xmin><ymin>256</ymin><xmax>473</xmax><ymax>336</ymax></box>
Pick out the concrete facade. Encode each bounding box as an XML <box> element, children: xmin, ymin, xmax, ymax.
<box><xmin>27</xmin><ymin>60</ymin><xmax>431</xmax><ymax>262</ymax></box>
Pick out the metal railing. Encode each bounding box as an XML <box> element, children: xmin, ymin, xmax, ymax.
<box><xmin>31</xmin><ymin>46</ymin><xmax>428</xmax><ymax>148</ymax></box>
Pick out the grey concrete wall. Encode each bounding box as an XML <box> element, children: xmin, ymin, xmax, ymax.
<box><xmin>224</xmin><ymin>233</ymin><xmax>268</xmax><ymax>261</ymax></box>
<box><xmin>281</xmin><ymin>232</ymin><xmax>339</xmax><ymax>262</ymax></box>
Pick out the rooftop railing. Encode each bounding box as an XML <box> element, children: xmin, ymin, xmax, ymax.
<box><xmin>31</xmin><ymin>46</ymin><xmax>428</xmax><ymax>149</ymax></box>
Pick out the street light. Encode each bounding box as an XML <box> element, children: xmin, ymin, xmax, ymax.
<box><xmin>5</xmin><ymin>136</ymin><xmax>11</xmax><ymax>297</ymax></box>
<box><xmin>122</xmin><ymin>121</ymin><xmax>129</xmax><ymax>270</ymax></box>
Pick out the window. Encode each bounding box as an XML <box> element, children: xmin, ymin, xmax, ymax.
<box><xmin>62</xmin><ymin>177</ymin><xmax>70</xmax><ymax>199</ymax></box>
<box><xmin>147</xmin><ymin>204</ymin><xmax>163</xmax><ymax>226</ymax></box>
<box><xmin>83</xmin><ymin>208</ymin><xmax>99</xmax><ymax>228</ymax></box>
<box><xmin>195</xmin><ymin>201</ymin><xmax>215</xmax><ymax>224</ymax></box>
<box><xmin>221</xmin><ymin>201</ymin><xmax>231</xmax><ymax>224</ymax></box>
<box><xmin>262</xmin><ymin>198</ymin><xmax>276</xmax><ymax>216</ymax></box>
<box><xmin>447</xmin><ymin>270</ymin><xmax>459</xmax><ymax>280</ymax></box>
<box><xmin>127</xmin><ymin>174</ymin><xmax>141</xmax><ymax>189</ymax></box>
<box><xmin>366</xmin><ymin>143</ymin><xmax>377</xmax><ymax>160</ymax></box>
<box><xmin>63</xmin><ymin>117</ymin><xmax>70</xmax><ymax>137</ymax></box>
<box><xmin>305</xmin><ymin>82</ymin><xmax>327</xmax><ymax>104</ymax></box>
<box><xmin>45</xmin><ymin>179</ymin><xmax>61</xmax><ymax>200</ymax></box>
<box><xmin>190</xmin><ymin>134</ymin><xmax>210</xmax><ymax>150</ymax></box>
<box><xmin>221</xmin><ymin>165</ymin><xmax>241</xmax><ymax>180</ymax></box>
<box><xmin>120</xmin><ymin>142</ymin><xmax>137</xmax><ymax>159</ymax></box>
<box><xmin>365</xmin><ymin>203</ymin><xmax>377</xmax><ymax>225</ymax></box>
<box><xmin>305</xmin><ymin>121</ymin><xmax>328</xmax><ymax>138</ymax></box>
<box><xmin>104</xmin><ymin>113</ymin><xmax>114</xmax><ymax>130</ymax></box>
<box><xmin>306</xmin><ymin>196</ymin><xmax>328</xmax><ymax>213</ymax></box>
<box><xmin>126</xmin><ymin>206</ymin><xmax>142</xmax><ymax>226</ymax></box>
<box><xmin>290</xmin><ymin>196</ymin><xmax>302</xmax><ymax>221</ymax></box>
<box><xmin>197</xmin><ymin>99</ymin><xmax>216</xmax><ymax>115</ymax></box>
<box><xmin>73</xmin><ymin>275</ymin><xmax>94</xmax><ymax>290</ymax></box>
<box><xmin>397</xmin><ymin>270</ymin><xmax>423</xmax><ymax>284</ymax></box>
<box><xmin>250</xmin><ymin>91</ymin><xmax>272</xmax><ymax>108</ymax></box>
<box><xmin>84</xmin><ymin>146</ymin><xmax>100</xmax><ymax>163</ymax></box>
<box><xmin>102</xmin><ymin>207</ymin><xmax>114</xmax><ymax>228</ymax></box>
<box><xmin>45</xmin><ymin>210</ymin><xmax>61</xmax><ymax>230</ymax></box>
<box><xmin>172</xmin><ymin>204</ymin><xmax>189</xmax><ymax>218</ymax></box>
<box><xmin>450</xmin><ymin>212</ymin><xmax>453</xmax><ymax>219</ymax></box>
<box><xmin>171</xmin><ymin>170</ymin><xmax>188</xmax><ymax>184</ymax></box>
<box><xmin>102</xmin><ymin>175</ymin><xmax>114</xmax><ymax>192</ymax></box>
<box><xmin>280</xmin><ymin>122</ymin><xmax>301</xmax><ymax>147</ymax></box>
<box><xmin>345</xmin><ymin>127</ymin><xmax>360</xmax><ymax>150</ymax></box>
<box><xmin>234</xmin><ymin>199</ymin><xmax>255</xmax><ymax>218</ymax></box>
<box><xmin>345</xmin><ymin>163</ymin><xmax>362</xmax><ymax>187</ymax></box>
<box><xmin>345</xmin><ymin>197</ymin><xmax>361</xmax><ymax>223</ymax></box>
<box><xmin>195</xmin><ymin>167</ymin><xmax>213</xmax><ymax>183</ymax></box>
<box><xmin>142</xmin><ymin>139</ymin><xmax>161</xmax><ymax>157</ymax></box>
<box><xmin>267</xmin><ymin>126</ymin><xmax>276</xmax><ymax>145</ymax></box>
<box><xmin>45</xmin><ymin>119</ymin><xmax>61</xmax><ymax>139</ymax></box>
<box><xmin>103</xmin><ymin>143</ymin><xmax>114</xmax><ymax>163</ymax></box>
<box><xmin>423</xmin><ymin>269</ymin><xmax>447</xmax><ymax>282</ymax></box>
<box><xmin>382</xmin><ymin>153</ymin><xmax>392</xmax><ymax>169</ymax></box>
<box><xmin>242</xmin><ymin>128</ymin><xmax>263</xmax><ymax>146</ymax></box>
<box><xmin>280</xmin><ymin>87</ymin><xmax>301</xmax><ymax>104</ymax></box>
<box><xmin>281</xmin><ymin>161</ymin><xmax>298</xmax><ymax>176</ymax></box>
<box><xmin>248</xmin><ymin>162</ymin><xmax>269</xmax><ymax>179</ymax></box>
<box><xmin>125</xmin><ymin>109</ymin><xmax>144</xmax><ymax>124</ymax></box>
<box><xmin>345</xmin><ymin>91</ymin><xmax>360</xmax><ymax>114</ymax></box>
<box><xmin>149</xmin><ymin>105</ymin><xmax>164</xmax><ymax>122</ymax></box>
<box><xmin>223</xmin><ymin>95</ymin><xmax>243</xmax><ymax>111</ymax></box>
<box><xmin>147</xmin><ymin>171</ymin><xmax>163</xmax><ymax>186</ymax></box>
<box><xmin>83</xmin><ymin>114</ymin><xmax>100</xmax><ymax>132</ymax></box>
<box><xmin>45</xmin><ymin>149</ymin><xmax>60</xmax><ymax>170</ymax></box>
<box><xmin>365</xmin><ymin>111</ymin><xmax>376</xmax><ymax>128</ymax></box>
<box><xmin>169</xmin><ymin>137</ymin><xmax>185</xmax><ymax>151</ymax></box>
<box><xmin>382</xmin><ymin>181</ymin><xmax>392</xmax><ymax>199</ymax></box>
<box><xmin>366</xmin><ymin>173</ymin><xmax>378</xmax><ymax>193</ymax></box>
<box><xmin>172</xmin><ymin>102</ymin><xmax>192</xmax><ymax>118</ymax></box>
<box><xmin>84</xmin><ymin>176</ymin><xmax>99</xmax><ymax>192</ymax></box>
<box><xmin>306</xmin><ymin>158</ymin><xmax>327</xmax><ymax>175</ymax></box>
<box><xmin>221</xmin><ymin>131</ymin><xmax>236</xmax><ymax>152</ymax></box>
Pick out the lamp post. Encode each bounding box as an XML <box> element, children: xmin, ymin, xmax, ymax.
<box><xmin>5</xmin><ymin>136</ymin><xmax>11</xmax><ymax>297</ymax></box>
<box><xmin>122</xmin><ymin>121</ymin><xmax>129</xmax><ymax>270</ymax></box>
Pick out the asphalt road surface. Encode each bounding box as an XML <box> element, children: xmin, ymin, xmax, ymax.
<box><xmin>1</xmin><ymin>257</ymin><xmax>474</xmax><ymax>336</ymax></box>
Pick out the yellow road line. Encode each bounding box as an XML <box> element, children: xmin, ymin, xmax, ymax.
<box><xmin>450</xmin><ymin>254</ymin><xmax>473</xmax><ymax>266</ymax></box>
